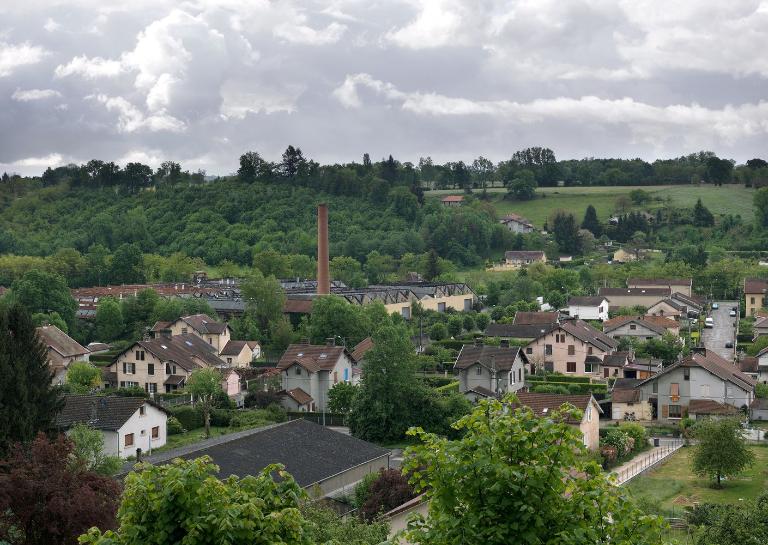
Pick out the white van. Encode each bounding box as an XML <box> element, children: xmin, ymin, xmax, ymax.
<box><xmin>705</xmin><ymin>317</ymin><xmax>715</xmax><ymax>328</ymax></box>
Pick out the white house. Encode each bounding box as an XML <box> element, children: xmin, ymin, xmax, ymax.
<box><xmin>276</xmin><ymin>341</ymin><xmax>356</xmax><ymax>411</ymax></box>
<box><xmin>453</xmin><ymin>341</ymin><xmax>529</xmax><ymax>402</ymax></box>
<box><xmin>567</xmin><ymin>296</ymin><xmax>609</xmax><ymax>321</ymax></box>
<box><xmin>55</xmin><ymin>394</ymin><xmax>170</xmax><ymax>458</ymax></box>
<box><xmin>499</xmin><ymin>213</ymin><xmax>535</xmax><ymax>234</ymax></box>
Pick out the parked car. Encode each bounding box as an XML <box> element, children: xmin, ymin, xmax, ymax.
<box><xmin>712</xmin><ymin>303</ymin><xmax>719</xmax><ymax>310</ymax></box>
<box><xmin>705</xmin><ymin>317</ymin><xmax>715</xmax><ymax>328</ymax></box>
<box><xmin>730</xmin><ymin>310</ymin><xmax>737</xmax><ymax>317</ymax></box>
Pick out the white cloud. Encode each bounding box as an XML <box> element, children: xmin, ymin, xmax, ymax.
<box><xmin>0</xmin><ymin>41</ymin><xmax>48</xmax><ymax>77</ymax></box>
<box><xmin>43</xmin><ymin>17</ymin><xmax>61</xmax><ymax>32</ymax></box>
<box><xmin>334</xmin><ymin>72</ymin><xmax>768</xmax><ymax>146</ymax></box>
<box><xmin>54</xmin><ymin>55</ymin><xmax>124</xmax><ymax>79</ymax></box>
<box><xmin>220</xmin><ymin>80</ymin><xmax>304</xmax><ymax>118</ymax></box>
<box><xmin>88</xmin><ymin>94</ymin><xmax>186</xmax><ymax>133</ymax></box>
<box><xmin>274</xmin><ymin>21</ymin><xmax>347</xmax><ymax>45</ymax></box>
<box><xmin>385</xmin><ymin>0</ymin><xmax>468</xmax><ymax>49</ymax></box>
<box><xmin>0</xmin><ymin>153</ymin><xmax>66</xmax><ymax>172</ymax></box>
<box><xmin>11</xmin><ymin>88</ymin><xmax>63</xmax><ymax>101</ymax></box>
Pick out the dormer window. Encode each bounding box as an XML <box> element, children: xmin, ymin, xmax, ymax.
<box><xmin>295</xmin><ymin>367</ymin><xmax>302</xmax><ymax>375</ymax></box>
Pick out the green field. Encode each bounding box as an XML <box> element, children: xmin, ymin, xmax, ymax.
<box><xmin>626</xmin><ymin>446</ymin><xmax>768</xmax><ymax>515</ymax></box>
<box><xmin>430</xmin><ymin>185</ymin><xmax>757</xmax><ymax>228</ymax></box>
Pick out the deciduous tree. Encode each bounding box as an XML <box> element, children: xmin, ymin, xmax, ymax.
<box><xmin>66</xmin><ymin>362</ymin><xmax>102</xmax><ymax>394</ymax></box>
<box><xmin>186</xmin><ymin>369</ymin><xmax>223</xmax><ymax>439</ymax></box>
<box><xmin>691</xmin><ymin>418</ymin><xmax>754</xmax><ymax>488</ymax></box>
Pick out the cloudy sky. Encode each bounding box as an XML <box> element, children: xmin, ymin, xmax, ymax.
<box><xmin>1</xmin><ymin>0</ymin><xmax>767</xmax><ymax>175</ymax></box>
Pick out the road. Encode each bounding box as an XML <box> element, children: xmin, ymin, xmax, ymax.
<box><xmin>701</xmin><ymin>300</ymin><xmax>738</xmax><ymax>362</ymax></box>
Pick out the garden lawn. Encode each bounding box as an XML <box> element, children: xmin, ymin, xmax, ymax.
<box><xmin>626</xmin><ymin>445</ymin><xmax>768</xmax><ymax>514</ymax></box>
<box><xmin>436</xmin><ymin>184</ymin><xmax>758</xmax><ymax>228</ymax></box>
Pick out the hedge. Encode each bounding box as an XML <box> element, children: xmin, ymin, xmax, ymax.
<box><xmin>528</xmin><ymin>381</ymin><xmax>607</xmax><ymax>395</ymax></box>
<box><xmin>435</xmin><ymin>381</ymin><xmax>460</xmax><ymax>394</ymax></box>
<box><xmin>419</xmin><ymin>376</ymin><xmax>456</xmax><ymax>389</ymax></box>
<box><xmin>527</xmin><ymin>375</ymin><xmax>592</xmax><ymax>384</ymax></box>
<box><xmin>171</xmin><ymin>406</ymin><xmax>203</xmax><ymax>430</ymax></box>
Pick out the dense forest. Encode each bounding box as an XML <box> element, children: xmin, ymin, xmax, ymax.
<box><xmin>0</xmin><ymin>146</ymin><xmax>767</xmax><ymax>291</ymax></box>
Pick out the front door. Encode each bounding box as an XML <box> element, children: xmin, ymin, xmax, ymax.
<box><xmin>604</xmin><ymin>367</ymin><xmax>610</xmax><ymax>378</ymax></box>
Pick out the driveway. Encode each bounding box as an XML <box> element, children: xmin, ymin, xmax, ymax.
<box><xmin>701</xmin><ymin>300</ymin><xmax>738</xmax><ymax>361</ymax></box>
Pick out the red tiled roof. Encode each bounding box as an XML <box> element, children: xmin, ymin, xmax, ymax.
<box><xmin>513</xmin><ymin>311</ymin><xmax>558</xmax><ymax>325</ymax></box>
<box><xmin>512</xmin><ymin>392</ymin><xmax>602</xmax><ymax>424</ymax></box>
<box><xmin>688</xmin><ymin>399</ymin><xmax>739</xmax><ymax>415</ymax></box>
<box><xmin>284</xmin><ymin>299</ymin><xmax>314</xmax><ymax>314</ymax></box>
<box><xmin>277</xmin><ymin>343</ymin><xmax>349</xmax><ymax>371</ymax></box>
<box><xmin>745</xmin><ymin>278</ymin><xmax>768</xmax><ymax>294</ymax></box>
<box><xmin>351</xmin><ymin>337</ymin><xmax>374</xmax><ymax>361</ymax></box>
<box><xmin>441</xmin><ymin>195</ymin><xmax>464</xmax><ymax>202</ymax></box>
<box><xmin>283</xmin><ymin>387</ymin><xmax>313</xmax><ymax>406</ymax></box>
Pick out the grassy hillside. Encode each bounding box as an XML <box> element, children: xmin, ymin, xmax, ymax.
<box><xmin>429</xmin><ymin>185</ymin><xmax>756</xmax><ymax>227</ymax></box>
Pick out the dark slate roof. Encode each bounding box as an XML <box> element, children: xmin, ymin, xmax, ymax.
<box><xmin>484</xmin><ymin>323</ymin><xmax>556</xmax><ymax>339</ymax></box>
<box><xmin>220</xmin><ymin>340</ymin><xmax>258</xmax><ymax>356</ymax></box>
<box><xmin>613</xmin><ymin>378</ymin><xmax>644</xmax><ymax>390</ymax></box>
<box><xmin>131</xmin><ymin>334</ymin><xmax>225</xmax><ymax>371</ymax></box>
<box><xmin>612</xmin><ymin>389</ymin><xmax>641</xmax><ymax>403</ymax></box>
<box><xmin>603</xmin><ymin>317</ymin><xmax>667</xmax><ymax>336</ymax></box>
<box><xmin>513</xmin><ymin>311</ymin><xmax>558</xmax><ymax>325</ymax></box>
<box><xmin>637</xmin><ymin>349</ymin><xmax>756</xmax><ymax>392</ymax></box>
<box><xmin>739</xmin><ymin>356</ymin><xmax>758</xmax><ymax>374</ymax></box>
<box><xmin>277</xmin><ymin>343</ymin><xmax>351</xmax><ymax>370</ymax></box>
<box><xmin>133</xmin><ymin>419</ymin><xmax>389</xmax><ymax>486</ymax></box>
<box><xmin>603</xmin><ymin>352</ymin><xmax>630</xmax><ymax>367</ymax></box>
<box><xmin>55</xmin><ymin>394</ymin><xmax>169</xmax><ymax>431</ymax></box>
<box><xmin>454</xmin><ymin>344</ymin><xmax>528</xmax><ymax>372</ymax></box>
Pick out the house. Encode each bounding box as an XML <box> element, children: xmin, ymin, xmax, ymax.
<box><xmin>499</xmin><ymin>213</ymin><xmax>534</xmax><ymax>233</ymax></box>
<box><xmin>37</xmin><ymin>325</ymin><xmax>90</xmax><ymax>385</ymax></box>
<box><xmin>608</xmin><ymin>378</ymin><xmax>652</xmax><ymax>421</ymax></box>
<box><xmin>385</xmin><ymin>495</ymin><xmax>429</xmax><ymax>541</ymax></box>
<box><xmin>567</xmin><ymin>296</ymin><xmax>609</xmax><ymax>321</ymax></box>
<box><xmin>484</xmin><ymin>323</ymin><xmax>557</xmax><ymax>342</ymax></box>
<box><xmin>602</xmin><ymin>315</ymin><xmax>680</xmax><ymax>341</ymax></box>
<box><xmin>751</xmin><ymin>398</ymin><xmax>768</xmax><ymax>421</ymax></box>
<box><xmin>55</xmin><ymin>394</ymin><xmax>170</xmax><ymax>458</ymax></box>
<box><xmin>503</xmin><ymin>251</ymin><xmax>546</xmax><ymax>268</ymax></box>
<box><xmin>755</xmin><ymin>346</ymin><xmax>768</xmax><ymax>384</ymax></box>
<box><xmin>635</xmin><ymin>348</ymin><xmax>755</xmax><ymax>423</ymax></box>
<box><xmin>277</xmin><ymin>341</ymin><xmax>356</xmax><ymax>411</ymax></box>
<box><xmin>627</xmin><ymin>278</ymin><xmax>693</xmax><ymax>297</ymax></box>
<box><xmin>744</xmin><ymin>278</ymin><xmax>768</xmax><ymax>316</ymax></box>
<box><xmin>219</xmin><ymin>340</ymin><xmax>261</xmax><ymax>367</ymax></box>
<box><xmin>453</xmin><ymin>341</ymin><xmax>529</xmax><ymax>401</ymax></box>
<box><xmin>598</xmin><ymin>287</ymin><xmax>671</xmax><ymax>310</ymax></box>
<box><xmin>110</xmin><ymin>334</ymin><xmax>227</xmax><ymax>394</ymax></box>
<box><xmin>524</xmin><ymin>319</ymin><xmax>618</xmax><ymax>376</ymax></box>
<box><xmin>646</xmin><ymin>298</ymin><xmax>685</xmax><ymax>320</ymax></box>
<box><xmin>441</xmin><ymin>195</ymin><xmax>464</xmax><ymax>207</ymax></box>
<box><xmin>87</xmin><ymin>342</ymin><xmax>111</xmax><ymax>355</ymax></box>
<box><xmin>738</xmin><ymin>355</ymin><xmax>758</xmax><ymax>379</ymax></box>
<box><xmin>513</xmin><ymin>311</ymin><xmax>559</xmax><ymax>326</ymax></box>
<box><xmin>151</xmin><ymin>314</ymin><xmax>232</xmax><ymax>352</ymax></box>
<box><xmin>350</xmin><ymin>337</ymin><xmax>373</xmax><ymax>384</ymax></box>
<box><xmin>512</xmin><ymin>392</ymin><xmax>602</xmax><ymax>451</ymax></box>
<box><xmin>754</xmin><ymin>316</ymin><xmax>768</xmax><ymax>340</ymax></box>
<box><xmin>129</xmin><ymin>419</ymin><xmax>390</xmax><ymax>498</ymax></box>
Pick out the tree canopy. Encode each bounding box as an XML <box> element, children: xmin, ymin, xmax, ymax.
<box><xmin>691</xmin><ymin>418</ymin><xmax>754</xmax><ymax>488</ymax></box>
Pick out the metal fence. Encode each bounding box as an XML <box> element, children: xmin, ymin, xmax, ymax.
<box><xmin>612</xmin><ymin>438</ymin><xmax>684</xmax><ymax>485</ymax></box>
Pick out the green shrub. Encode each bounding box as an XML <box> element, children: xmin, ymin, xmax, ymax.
<box><xmin>434</xmin><ymin>381</ymin><xmax>459</xmax><ymax>394</ymax></box>
<box><xmin>757</xmin><ymin>383</ymin><xmax>768</xmax><ymax>399</ymax></box>
<box><xmin>419</xmin><ymin>376</ymin><xmax>456</xmax><ymax>389</ymax></box>
<box><xmin>531</xmin><ymin>384</ymin><xmax>570</xmax><ymax>395</ymax></box>
<box><xmin>113</xmin><ymin>386</ymin><xmax>149</xmax><ymax>398</ymax></box>
<box><xmin>618</xmin><ymin>423</ymin><xmax>647</xmax><ymax>452</ymax></box>
<box><xmin>167</xmin><ymin>416</ymin><xmax>184</xmax><ymax>435</ymax></box>
<box><xmin>172</xmin><ymin>406</ymin><xmax>203</xmax><ymax>430</ymax></box>
<box><xmin>264</xmin><ymin>404</ymin><xmax>288</xmax><ymax>423</ymax></box>
<box><xmin>602</xmin><ymin>429</ymin><xmax>631</xmax><ymax>455</ymax></box>
<box><xmin>352</xmin><ymin>472</ymin><xmax>379</xmax><ymax>508</ymax></box>
<box><xmin>526</xmin><ymin>375</ymin><xmax>592</xmax><ymax>384</ymax></box>
<box><xmin>210</xmin><ymin>408</ymin><xmax>232</xmax><ymax>427</ymax></box>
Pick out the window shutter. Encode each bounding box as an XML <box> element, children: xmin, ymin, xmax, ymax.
<box><xmin>123</xmin><ymin>362</ymin><xmax>126</xmax><ymax>374</ymax></box>
<box><xmin>661</xmin><ymin>405</ymin><xmax>669</xmax><ymax>418</ymax></box>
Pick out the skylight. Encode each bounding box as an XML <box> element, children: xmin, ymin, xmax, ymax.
<box><xmin>161</xmin><ymin>345</ymin><xmax>167</xmax><ymax>349</ymax></box>
<box><xmin>297</xmin><ymin>352</ymin><xmax>304</xmax><ymax>357</ymax></box>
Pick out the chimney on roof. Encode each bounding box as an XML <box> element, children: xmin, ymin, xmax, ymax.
<box><xmin>317</xmin><ymin>203</ymin><xmax>330</xmax><ymax>295</ymax></box>
<box><xmin>474</xmin><ymin>338</ymin><xmax>482</xmax><ymax>347</ymax></box>
<box><xmin>499</xmin><ymin>339</ymin><xmax>510</xmax><ymax>348</ymax></box>
<box><xmin>326</xmin><ymin>337</ymin><xmax>336</xmax><ymax>347</ymax></box>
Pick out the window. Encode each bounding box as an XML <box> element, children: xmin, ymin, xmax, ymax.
<box><xmin>295</xmin><ymin>367</ymin><xmax>302</xmax><ymax>375</ymax></box>
<box><xmin>227</xmin><ymin>357</ymin><xmax>232</xmax><ymax>364</ymax></box>
<box><xmin>402</xmin><ymin>307</ymin><xmax>411</xmax><ymax>319</ymax></box>
<box><xmin>151</xmin><ymin>426</ymin><xmax>159</xmax><ymax>439</ymax></box>
<box><xmin>208</xmin><ymin>338</ymin><xmax>213</xmax><ymax>344</ymax></box>
<box><xmin>683</xmin><ymin>368</ymin><xmax>690</xmax><ymax>381</ymax></box>
<box><xmin>124</xmin><ymin>433</ymin><xmax>134</xmax><ymax>447</ymax></box>
<box><xmin>333</xmin><ymin>371</ymin><xmax>338</xmax><ymax>384</ymax></box>
<box><xmin>146</xmin><ymin>383</ymin><xmax>157</xmax><ymax>394</ymax></box>
<box><xmin>568</xmin><ymin>345</ymin><xmax>575</xmax><ymax>355</ymax></box>
<box><xmin>545</xmin><ymin>344</ymin><xmax>553</xmax><ymax>356</ymax></box>
<box><xmin>652</xmin><ymin>381</ymin><xmax>658</xmax><ymax>394</ymax></box>
<box><xmin>148</xmin><ymin>364</ymin><xmax>154</xmax><ymax>376</ymax></box>
<box><xmin>567</xmin><ymin>361</ymin><xmax>576</xmax><ymax>373</ymax></box>
<box><xmin>587</xmin><ymin>346</ymin><xmax>593</xmax><ymax>355</ymax></box>
<box><xmin>670</xmin><ymin>383</ymin><xmax>680</xmax><ymax>402</ymax></box>
<box><xmin>518</xmin><ymin>369</ymin><xmax>522</xmax><ymax>383</ymax></box>
<box><xmin>437</xmin><ymin>302</ymin><xmax>446</xmax><ymax>313</ymax></box>
<box><xmin>464</xmin><ymin>298</ymin><xmax>472</xmax><ymax>311</ymax></box>
<box><xmin>584</xmin><ymin>360</ymin><xmax>593</xmax><ymax>373</ymax></box>
<box><xmin>476</xmin><ymin>366</ymin><xmax>482</xmax><ymax>375</ymax></box>
<box><xmin>123</xmin><ymin>362</ymin><xmax>135</xmax><ymax>375</ymax></box>
<box><xmin>181</xmin><ymin>327</ymin><xmax>188</xmax><ymax>335</ymax></box>
<box><xmin>587</xmin><ymin>405</ymin><xmax>592</xmax><ymax>422</ymax></box>
<box><xmin>526</xmin><ymin>347</ymin><xmax>533</xmax><ymax>354</ymax></box>
<box><xmin>139</xmin><ymin>405</ymin><xmax>145</xmax><ymax>416</ymax></box>
<box><xmin>751</xmin><ymin>297</ymin><xmax>756</xmax><ymax>304</ymax></box>
<box><xmin>668</xmin><ymin>405</ymin><xmax>682</xmax><ymax>419</ymax></box>
<box><xmin>629</xmin><ymin>324</ymin><xmax>636</xmax><ymax>330</ymax></box>
<box><xmin>166</xmin><ymin>363</ymin><xmax>171</xmax><ymax>374</ymax></box>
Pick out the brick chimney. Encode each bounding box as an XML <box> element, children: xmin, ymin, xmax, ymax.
<box><xmin>317</xmin><ymin>203</ymin><xmax>330</xmax><ymax>295</ymax></box>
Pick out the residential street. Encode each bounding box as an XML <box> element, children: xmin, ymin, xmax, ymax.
<box><xmin>701</xmin><ymin>301</ymin><xmax>738</xmax><ymax>362</ymax></box>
